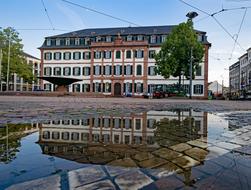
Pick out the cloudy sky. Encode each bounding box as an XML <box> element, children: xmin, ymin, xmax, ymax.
<box><xmin>1</xmin><ymin>0</ymin><xmax>251</xmax><ymax>86</ymax></box>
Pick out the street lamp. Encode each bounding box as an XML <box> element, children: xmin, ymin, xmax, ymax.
<box><xmin>186</xmin><ymin>11</ymin><xmax>198</xmax><ymax>99</ymax></box>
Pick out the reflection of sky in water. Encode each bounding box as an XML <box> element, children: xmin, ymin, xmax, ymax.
<box><xmin>0</xmin><ymin>110</ymin><xmax>246</xmax><ymax>189</ymax></box>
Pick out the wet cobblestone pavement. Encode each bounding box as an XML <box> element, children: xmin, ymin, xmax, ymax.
<box><xmin>1</xmin><ymin>96</ymin><xmax>251</xmax><ymax>189</ymax></box>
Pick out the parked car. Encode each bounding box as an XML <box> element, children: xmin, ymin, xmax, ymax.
<box><xmin>153</xmin><ymin>91</ymin><xmax>165</xmax><ymax>98</ymax></box>
<box><xmin>142</xmin><ymin>92</ymin><xmax>150</xmax><ymax>99</ymax></box>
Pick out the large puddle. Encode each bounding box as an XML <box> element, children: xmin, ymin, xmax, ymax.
<box><xmin>1</xmin><ymin>109</ymin><xmax>251</xmax><ymax>189</ymax></box>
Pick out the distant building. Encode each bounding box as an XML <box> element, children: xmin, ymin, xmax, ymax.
<box><xmin>208</xmin><ymin>81</ymin><xmax>223</xmax><ymax>96</ymax></box>
<box><xmin>229</xmin><ymin>48</ymin><xmax>251</xmax><ymax>99</ymax></box>
<box><xmin>39</xmin><ymin>25</ymin><xmax>211</xmax><ymax>98</ymax></box>
<box><xmin>8</xmin><ymin>52</ymin><xmax>41</xmax><ymax>91</ymax></box>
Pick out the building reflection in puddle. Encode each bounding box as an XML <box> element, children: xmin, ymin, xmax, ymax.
<box><xmin>38</xmin><ymin>109</ymin><xmax>208</xmax><ymax>185</ymax></box>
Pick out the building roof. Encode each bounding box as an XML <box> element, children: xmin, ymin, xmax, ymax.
<box><xmin>23</xmin><ymin>52</ymin><xmax>40</xmax><ymax>60</ymax></box>
<box><xmin>46</xmin><ymin>25</ymin><xmax>206</xmax><ymax>38</ymax></box>
<box><xmin>239</xmin><ymin>53</ymin><xmax>248</xmax><ymax>60</ymax></box>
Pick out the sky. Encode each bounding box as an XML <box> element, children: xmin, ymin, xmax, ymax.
<box><xmin>1</xmin><ymin>0</ymin><xmax>251</xmax><ymax>86</ymax></box>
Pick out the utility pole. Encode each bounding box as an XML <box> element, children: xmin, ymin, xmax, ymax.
<box><xmin>6</xmin><ymin>34</ymin><xmax>11</xmax><ymax>91</ymax></box>
<box><xmin>189</xmin><ymin>48</ymin><xmax>193</xmax><ymax>99</ymax></box>
<box><xmin>0</xmin><ymin>48</ymin><xmax>2</xmax><ymax>91</ymax></box>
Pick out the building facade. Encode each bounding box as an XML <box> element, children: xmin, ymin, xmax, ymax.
<box><xmin>39</xmin><ymin>26</ymin><xmax>210</xmax><ymax>98</ymax></box>
<box><xmin>229</xmin><ymin>48</ymin><xmax>251</xmax><ymax>99</ymax></box>
<box><xmin>7</xmin><ymin>52</ymin><xmax>41</xmax><ymax>91</ymax></box>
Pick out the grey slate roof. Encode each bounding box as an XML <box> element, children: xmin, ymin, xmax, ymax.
<box><xmin>46</xmin><ymin>25</ymin><xmax>206</xmax><ymax>38</ymax></box>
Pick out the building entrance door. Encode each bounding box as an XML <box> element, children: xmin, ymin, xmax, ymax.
<box><xmin>114</xmin><ymin>83</ymin><xmax>121</xmax><ymax>96</ymax></box>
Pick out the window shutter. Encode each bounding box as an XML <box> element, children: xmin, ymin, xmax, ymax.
<box><xmin>124</xmin><ymin>83</ymin><xmax>126</xmax><ymax>93</ymax></box>
<box><xmin>134</xmin><ymin>50</ymin><xmax>137</xmax><ymax>58</ymax></box>
<box><xmin>103</xmin><ymin>66</ymin><xmax>105</xmax><ymax>75</ymax></box>
<box><xmin>134</xmin><ymin>83</ymin><xmax>136</xmax><ymax>93</ymax></box>
<box><xmin>113</xmin><ymin>66</ymin><xmax>116</xmax><ymax>75</ymax></box>
<box><xmin>141</xmin><ymin>50</ymin><xmax>144</xmax><ymax>58</ymax></box>
<box><xmin>109</xmin><ymin>66</ymin><xmax>112</xmax><ymax>75</ymax></box>
<box><xmin>99</xmin><ymin>66</ymin><xmax>102</xmax><ymax>75</ymax></box>
<box><xmin>124</xmin><ymin>65</ymin><xmax>126</xmax><ymax>75</ymax></box>
<box><xmin>130</xmin><ymin>83</ymin><xmax>132</xmax><ymax>92</ymax></box>
<box><xmin>93</xmin><ymin>66</ymin><xmax>95</xmax><ymax>75</ymax></box>
<box><xmin>103</xmin><ymin>83</ymin><xmax>105</xmax><ymax>92</ymax></box>
<box><xmin>92</xmin><ymin>84</ymin><xmax>95</xmax><ymax>92</ymax></box>
<box><xmin>148</xmin><ymin>67</ymin><xmax>150</xmax><ymax>75</ymax></box>
<box><xmin>120</xmin><ymin>66</ymin><xmax>122</xmax><ymax>75</ymax></box>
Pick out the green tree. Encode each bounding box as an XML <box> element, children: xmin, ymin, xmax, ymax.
<box><xmin>0</xmin><ymin>27</ymin><xmax>34</xmax><ymax>83</ymax></box>
<box><xmin>155</xmin><ymin>21</ymin><xmax>204</xmax><ymax>91</ymax></box>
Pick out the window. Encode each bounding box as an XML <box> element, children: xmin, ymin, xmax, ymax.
<box><xmin>44</xmin><ymin>83</ymin><xmax>51</xmax><ymax>91</ymax></box>
<box><xmin>73</xmin><ymin>84</ymin><xmax>80</xmax><ymax>92</ymax></box>
<box><xmin>103</xmin><ymin>118</ymin><xmax>110</xmax><ymax>128</ymax></box>
<box><xmin>46</xmin><ymin>39</ymin><xmax>51</xmax><ymax>46</ymax></box>
<box><xmin>104</xmin><ymin>82</ymin><xmax>111</xmax><ymax>93</ymax></box>
<box><xmin>94</xmin><ymin>82</ymin><xmax>101</xmax><ymax>92</ymax></box>
<box><xmin>127</xmin><ymin>35</ymin><xmax>132</xmax><ymax>41</ymax></box>
<box><xmin>149</xmin><ymin>50</ymin><xmax>155</xmax><ymax>59</ymax></box>
<box><xmin>44</xmin><ymin>52</ymin><xmax>52</xmax><ymax>60</ymax></box>
<box><xmin>124</xmin><ymin>118</ymin><xmax>132</xmax><ymax>129</ymax></box>
<box><xmin>147</xmin><ymin>119</ymin><xmax>156</xmax><ymax>129</ymax></box>
<box><xmin>196</xmin><ymin>65</ymin><xmax>202</xmax><ymax>76</ymax></box>
<box><xmin>125</xmin><ymin>65</ymin><xmax>132</xmax><ymax>75</ymax></box>
<box><xmin>63</xmin><ymin>52</ymin><xmax>71</xmax><ymax>60</ymax></box>
<box><xmin>136</xmin><ymin>65</ymin><xmax>142</xmax><ymax>75</ymax></box>
<box><xmin>115</xmin><ymin>65</ymin><xmax>121</xmax><ymax>76</ymax></box>
<box><xmin>63</xmin><ymin>67</ymin><xmax>71</xmax><ymax>76</ymax></box>
<box><xmin>135</xmin><ymin>50</ymin><xmax>144</xmax><ymax>58</ymax></box>
<box><xmin>135</xmin><ymin>119</ymin><xmax>141</xmax><ymax>130</ymax></box>
<box><xmin>96</xmin><ymin>36</ymin><xmax>101</xmax><ymax>42</ymax></box>
<box><xmin>193</xmin><ymin>84</ymin><xmax>203</xmax><ymax>94</ymax></box>
<box><xmin>84</xmin><ymin>38</ymin><xmax>90</xmax><ymax>45</ymax></box>
<box><xmin>44</xmin><ymin>67</ymin><xmax>52</xmax><ymax>76</ymax></box>
<box><xmin>148</xmin><ymin>66</ymin><xmax>156</xmax><ymax>76</ymax></box>
<box><xmin>43</xmin><ymin>131</ymin><xmax>50</xmax><ymax>139</ymax></box>
<box><xmin>106</xmin><ymin>36</ymin><xmax>112</xmax><ymax>42</ymax></box>
<box><xmin>104</xmin><ymin>51</ymin><xmax>111</xmax><ymax>59</ymax></box>
<box><xmin>150</xmin><ymin>35</ymin><xmax>156</xmax><ymax>43</ymax></box>
<box><xmin>82</xmin><ymin>84</ymin><xmax>90</xmax><ymax>92</ymax></box>
<box><xmin>71</xmin><ymin>132</ymin><xmax>79</xmax><ymax>141</ymax></box>
<box><xmin>83</xmin><ymin>52</ymin><xmax>91</xmax><ymax>60</ymax></box>
<box><xmin>161</xmin><ymin>35</ymin><xmax>167</xmax><ymax>42</ymax></box>
<box><xmin>105</xmin><ymin>65</ymin><xmax>111</xmax><ymax>75</ymax></box>
<box><xmin>52</xmin><ymin>132</ymin><xmax>60</xmax><ymax>140</ymax></box>
<box><xmin>54</xmin><ymin>52</ymin><xmax>61</xmax><ymax>60</ymax></box>
<box><xmin>126</xmin><ymin>50</ymin><xmax>131</xmax><ymax>59</ymax></box>
<box><xmin>54</xmin><ymin>67</ymin><xmax>61</xmax><ymax>76</ymax></box>
<box><xmin>136</xmin><ymin>82</ymin><xmax>143</xmax><ymax>93</ymax></box>
<box><xmin>73</xmin><ymin>52</ymin><xmax>81</xmax><ymax>60</ymax></box>
<box><xmin>83</xmin><ymin>67</ymin><xmax>90</xmax><ymax>76</ymax></box>
<box><xmin>65</xmin><ymin>38</ymin><xmax>70</xmax><ymax>46</ymax></box>
<box><xmin>116</xmin><ymin>51</ymin><xmax>121</xmax><ymax>59</ymax></box>
<box><xmin>94</xmin><ymin>65</ymin><xmax>101</xmax><ymax>75</ymax></box>
<box><xmin>137</xmin><ymin>35</ymin><xmax>143</xmax><ymax>41</ymax></box>
<box><xmin>182</xmin><ymin>84</ymin><xmax>190</xmax><ymax>94</ymax></box>
<box><xmin>56</xmin><ymin>38</ymin><xmax>60</xmax><ymax>46</ymax></box>
<box><xmin>73</xmin><ymin>67</ymin><xmax>81</xmax><ymax>76</ymax></box>
<box><xmin>75</xmin><ymin>38</ymin><xmax>80</xmax><ymax>45</ymax></box>
<box><xmin>62</xmin><ymin>132</ymin><xmax>69</xmax><ymax>140</ymax></box>
<box><xmin>94</xmin><ymin>51</ymin><xmax>101</xmax><ymax>59</ymax></box>
<box><xmin>124</xmin><ymin>82</ymin><xmax>132</xmax><ymax>93</ymax></box>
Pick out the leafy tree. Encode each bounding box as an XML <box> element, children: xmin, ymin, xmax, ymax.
<box><xmin>0</xmin><ymin>27</ymin><xmax>34</xmax><ymax>84</ymax></box>
<box><xmin>155</xmin><ymin>21</ymin><xmax>204</xmax><ymax>91</ymax></box>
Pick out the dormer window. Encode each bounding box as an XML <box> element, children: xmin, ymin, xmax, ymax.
<box><xmin>84</xmin><ymin>38</ymin><xmax>90</xmax><ymax>45</ymax></box>
<box><xmin>75</xmin><ymin>38</ymin><xmax>80</xmax><ymax>45</ymax></box>
<box><xmin>197</xmin><ymin>35</ymin><xmax>203</xmax><ymax>42</ymax></box>
<box><xmin>150</xmin><ymin>35</ymin><xmax>156</xmax><ymax>44</ymax></box>
<box><xmin>106</xmin><ymin>36</ymin><xmax>112</xmax><ymax>42</ymax></box>
<box><xmin>46</xmin><ymin>39</ymin><xmax>51</xmax><ymax>46</ymax></box>
<box><xmin>137</xmin><ymin>35</ymin><xmax>143</xmax><ymax>41</ymax></box>
<box><xmin>56</xmin><ymin>38</ymin><xmax>60</xmax><ymax>46</ymax></box>
<box><xmin>96</xmin><ymin>36</ymin><xmax>101</xmax><ymax>42</ymax></box>
<box><xmin>65</xmin><ymin>38</ymin><xmax>70</xmax><ymax>46</ymax></box>
<box><xmin>161</xmin><ymin>35</ymin><xmax>167</xmax><ymax>43</ymax></box>
<box><xmin>127</xmin><ymin>35</ymin><xmax>132</xmax><ymax>41</ymax></box>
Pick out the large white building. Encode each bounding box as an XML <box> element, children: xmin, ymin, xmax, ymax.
<box><xmin>39</xmin><ymin>25</ymin><xmax>210</xmax><ymax>98</ymax></box>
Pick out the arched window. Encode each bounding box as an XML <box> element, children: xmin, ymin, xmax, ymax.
<box><xmin>116</xmin><ymin>51</ymin><xmax>121</xmax><ymax>59</ymax></box>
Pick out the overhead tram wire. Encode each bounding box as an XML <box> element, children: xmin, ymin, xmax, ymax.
<box><xmin>41</xmin><ymin>0</ymin><xmax>55</xmax><ymax>30</ymax></box>
<box><xmin>14</xmin><ymin>28</ymin><xmax>70</xmax><ymax>31</ymax></box>
<box><xmin>61</xmin><ymin>0</ymin><xmax>141</xmax><ymax>27</ymax></box>
<box><xmin>229</xmin><ymin>8</ymin><xmax>247</xmax><ymax>59</ymax></box>
<box><xmin>178</xmin><ymin>0</ymin><xmax>245</xmax><ymax>51</ymax></box>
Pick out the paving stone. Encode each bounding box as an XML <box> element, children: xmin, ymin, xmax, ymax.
<box><xmin>152</xmin><ymin>175</ymin><xmax>184</xmax><ymax>190</ymax></box>
<box><xmin>153</xmin><ymin>148</ymin><xmax>183</xmax><ymax>160</ymax></box>
<box><xmin>138</xmin><ymin>157</ymin><xmax>168</xmax><ymax>168</ymax></box>
<box><xmin>6</xmin><ymin>175</ymin><xmax>60</xmax><ymax>190</ymax></box>
<box><xmin>68</xmin><ymin>165</ymin><xmax>106</xmax><ymax>189</ymax></box>
<box><xmin>171</xmin><ymin>156</ymin><xmax>200</xmax><ymax>169</ymax></box>
<box><xmin>88</xmin><ymin>152</ymin><xmax>117</xmax><ymax>164</ymax></box>
<box><xmin>206</xmin><ymin>146</ymin><xmax>229</xmax><ymax>160</ymax></box>
<box><xmin>108</xmin><ymin>158</ymin><xmax>138</xmax><ymax>168</ymax></box>
<box><xmin>148</xmin><ymin>161</ymin><xmax>182</xmax><ymax>178</ymax></box>
<box><xmin>75</xmin><ymin>179</ymin><xmax>116</xmax><ymax>190</ymax></box>
<box><xmin>221</xmin><ymin>132</ymin><xmax>236</xmax><ymax>138</ymax></box>
<box><xmin>195</xmin><ymin>160</ymin><xmax>223</xmax><ymax>175</ymax></box>
<box><xmin>133</xmin><ymin>152</ymin><xmax>154</xmax><ymax>162</ymax></box>
<box><xmin>87</xmin><ymin>147</ymin><xmax>107</xmax><ymax>155</ymax></box>
<box><xmin>233</xmin><ymin>145</ymin><xmax>251</xmax><ymax>155</ymax></box>
<box><xmin>229</xmin><ymin>138</ymin><xmax>250</xmax><ymax>146</ymax></box>
<box><xmin>170</xmin><ymin>143</ymin><xmax>192</xmax><ymax>152</ymax></box>
<box><xmin>105</xmin><ymin>165</ymin><xmax>133</xmax><ymax>177</ymax></box>
<box><xmin>115</xmin><ymin>170</ymin><xmax>153</xmax><ymax>190</ymax></box>
<box><xmin>185</xmin><ymin>147</ymin><xmax>208</xmax><ymax>162</ymax></box>
<box><xmin>187</xmin><ymin>140</ymin><xmax>208</xmax><ymax>149</ymax></box>
<box><xmin>215</xmin><ymin>141</ymin><xmax>241</xmax><ymax>150</ymax></box>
